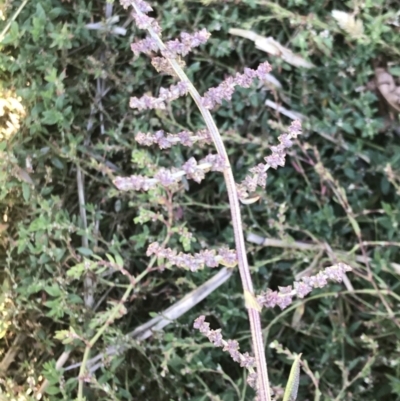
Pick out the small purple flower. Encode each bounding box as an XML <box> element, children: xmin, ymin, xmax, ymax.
<box><xmin>193</xmin><ymin>315</ymin><xmax>210</xmax><ymax>333</ymax></box>
<box><xmin>199</xmin><ymin>249</ymin><xmax>218</xmax><ymax>268</ymax></box>
<box><xmin>255</xmin><ymin>61</ymin><xmax>273</xmax><ymax>80</ymax></box>
<box><xmin>153</xmin><ymin>130</ymin><xmax>172</xmax><ymax>149</ymax></box>
<box><xmin>182</xmin><ymin>157</ymin><xmax>205</xmax><ymax>183</ymax></box>
<box><xmin>178</xmin><ymin>130</ymin><xmax>193</xmax><ymax>147</ymax></box>
<box><xmin>131</xmin><ymin>12</ymin><xmax>162</xmax><ymax>35</ymax></box>
<box><xmin>129</xmin><ymin>0</ymin><xmax>152</xmax><ymax>13</ymax></box>
<box><xmin>131</xmin><ymin>37</ymin><xmax>158</xmax><ymax>55</ymax></box>
<box><xmin>293</xmin><ymin>281</ymin><xmax>312</xmax><ymax>298</ymax></box>
<box><xmin>247</xmin><ymin>372</ymin><xmax>258</xmax><ymax>389</ymax></box>
<box><xmin>135</xmin><ymin>132</ymin><xmax>155</xmax><ymax>146</ymax></box>
<box><xmin>194</xmin><ymin>316</ymin><xmax>256</xmax><ymax>371</ymax></box>
<box><xmin>314</xmin><ymin>272</ymin><xmax>328</xmax><ymax>288</ymax></box>
<box><xmin>146</xmin><ymin>242</ymin><xmax>162</xmax><ymax>256</ymax></box>
<box><xmin>240</xmin><ymin>352</ymin><xmax>255</xmax><ymax>368</ymax></box>
<box><xmin>218</xmin><ymin>247</ymin><xmax>237</xmax><ymax>267</ymax></box>
<box><xmin>208</xmin><ymin>329</ymin><xmax>224</xmax><ymax>347</ymax></box>
<box><xmin>155</xmin><ymin>168</ymin><xmax>178</xmax><ymax>187</ymax></box>
<box><xmin>257</xmin><ymin>263</ymin><xmax>352</xmax><ymax>310</ymax></box>
<box><xmin>257</xmin><ymin>289</ymin><xmax>279</xmax><ymax>309</ymax></box>
<box><xmin>288</xmin><ymin>119</ymin><xmax>302</xmax><ymax>137</ymax></box>
<box><xmin>200</xmin><ymin>62</ymin><xmax>272</xmax><ymax>110</ymax></box>
<box><xmin>201</xmin><ymin>154</ymin><xmax>226</xmax><ymax>172</ymax></box>
<box><xmin>223</xmin><ymin>339</ymin><xmax>239</xmax><ymax>353</ymax></box>
<box><xmin>278</xmin><ymin>133</ymin><xmax>293</xmax><ymax>148</ymax></box>
<box><xmin>113</xmin><ymin>175</ymin><xmax>156</xmax><ymax>191</ymax></box>
<box><xmin>264</xmin><ymin>152</ymin><xmax>286</xmax><ymax>169</ymax></box>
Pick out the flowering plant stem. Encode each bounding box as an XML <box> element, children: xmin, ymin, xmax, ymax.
<box><xmin>131</xmin><ymin>4</ymin><xmax>272</xmax><ymax>400</ymax></box>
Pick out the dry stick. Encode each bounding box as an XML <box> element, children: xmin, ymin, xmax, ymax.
<box><xmin>131</xmin><ymin>4</ymin><xmax>271</xmax><ymax>400</ymax></box>
<box><xmin>79</xmin><ymin>0</ymin><xmax>114</xmax><ymax>307</ymax></box>
<box><xmin>62</xmin><ymin>267</ymin><xmax>233</xmax><ymax>374</ymax></box>
<box><xmin>77</xmin><ymin>167</ymin><xmax>95</xmax><ymax>308</ymax></box>
<box><xmin>0</xmin><ymin>333</ymin><xmax>26</xmax><ymax>374</ymax></box>
<box><xmin>0</xmin><ymin>0</ymin><xmax>30</xmax><ymax>42</ymax></box>
<box><xmin>246</xmin><ymin>233</ymin><xmax>400</xmax><ymax>275</ymax></box>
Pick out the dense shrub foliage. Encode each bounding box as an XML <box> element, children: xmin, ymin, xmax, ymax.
<box><xmin>1</xmin><ymin>0</ymin><xmax>400</xmax><ymax>400</ymax></box>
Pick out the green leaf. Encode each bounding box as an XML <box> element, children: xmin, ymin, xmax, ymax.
<box><xmin>66</xmin><ymin>263</ymin><xmax>85</xmax><ymax>279</ymax></box>
<box><xmin>283</xmin><ymin>354</ymin><xmax>302</xmax><ymax>401</ymax></box>
<box><xmin>115</xmin><ymin>253</ymin><xmax>124</xmax><ymax>268</ymax></box>
<box><xmin>42</xmin><ymin>110</ymin><xmax>63</xmax><ymax>125</ymax></box>
<box><xmin>77</xmin><ymin>247</ymin><xmax>93</xmax><ymax>256</ymax></box>
<box><xmin>44</xmin><ymin>284</ymin><xmax>62</xmax><ymax>297</ymax></box>
<box><xmin>28</xmin><ymin>216</ymin><xmax>48</xmax><ymax>232</ymax></box>
<box><xmin>22</xmin><ymin>182</ymin><xmax>30</xmax><ymax>201</ymax></box>
<box><xmin>51</xmin><ymin>157</ymin><xmax>64</xmax><ymax>170</ymax></box>
<box><xmin>45</xmin><ymin>385</ymin><xmax>61</xmax><ymax>395</ymax></box>
<box><xmin>35</xmin><ymin>3</ymin><xmax>46</xmax><ymax>19</ymax></box>
<box><xmin>106</xmin><ymin>253</ymin><xmax>115</xmax><ymax>264</ymax></box>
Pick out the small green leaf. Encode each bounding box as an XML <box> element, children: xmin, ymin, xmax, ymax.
<box><xmin>28</xmin><ymin>216</ymin><xmax>48</xmax><ymax>231</ymax></box>
<box><xmin>42</xmin><ymin>110</ymin><xmax>63</xmax><ymax>125</ymax></box>
<box><xmin>54</xmin><ymin>329</ymin><xmax>70</xmax><ymax>341</ymax></box>
<box><xmin>283</xmin><ymin>353</ymin><xmax>302</xmax><ymax>401</ymax></box>
<box><xmin>348</xmin><ymin>215</ymin><xmax>361</xmax><ymax>237</ymax></box>
<box><xmin>45</xmin><ymin>385</ymin><xmax>61</xmax><ymax>395</ymax></box>
<box><xmin>67</xmin><ymin>263</ymin><xmax>85</xmax><ymax>279</ymax></box>
<box><xmin>22</xmin><ymin>182</ymin><xmax>30</xmax><ymax>201</ymax></box>
<box><xmin>106</xmin><ymin>253</ymin><xmax>115</xmax><ymax>264</ymax></box>
<box><xmin>115</xmin><ymin>253</ymin><xmax>124</xmax><ymax>268</ymax></box>
<box><xmin>44</xmin><ymin>284</ymin><xmax>62</xmax><ymax>297</ymax></box>
<box><xmin>77</xmin><ymin>247</ymin><xmax>93</xmax><ymax>256</ymax></box>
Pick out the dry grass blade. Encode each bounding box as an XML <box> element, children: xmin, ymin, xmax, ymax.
<box><xmin>229</xmin><ymin>28</ymin><xmax>314</xmax><ymax>68</ymax></box>
<box><xmin>331</xmin><ymin>10</ymin><xmax>364</xmax><ymax>39</ymax></box>
<box><xmin>246</xmin><ymin>233</ymin><xmax>400</xmax><ymax>276</ymax></box>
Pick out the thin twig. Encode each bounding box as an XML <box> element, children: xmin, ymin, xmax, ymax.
<box><xmin>246</xmin><ymin>232</ymin><xmax>400</xmax><ymax>275</ymax></box>
<box><xmin>0</xmin><ymin>0</ymin><xmax>30</xmax><ymax>42</ymax></box>
<box><xmin>0</xmin><ymin>333</ymin><xmax>26</xmax><ymax>373</ymax></box>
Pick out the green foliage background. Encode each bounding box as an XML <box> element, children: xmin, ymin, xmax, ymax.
<box><xmin>1</xmin><ymin>0</ymin><xmax>400</xmax><ymax>400</ymax></box>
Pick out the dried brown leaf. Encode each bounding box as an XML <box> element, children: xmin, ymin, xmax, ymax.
<box><xmin>331</xmin><ymin>10</ymin><xmax>364</xmax><ymax>39</ymax></box>
<box><xmin>229</xmin><ymin>28</ymin><xmax>314</xmax><ymax>69</ymax></box>
<box><xmin>375</xmin><ymin>68</ymin><xmax>400</xmax><ymax>112</ymax></box>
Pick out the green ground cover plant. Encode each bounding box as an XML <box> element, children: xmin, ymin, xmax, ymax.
<box><xmin>0</xmin><ymin>0</ymin><xmax>400</xmax><ymax>400</ymax></box>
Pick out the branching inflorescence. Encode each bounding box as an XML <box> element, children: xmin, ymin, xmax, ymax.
<box><xmin>115</xmin><ymin>1</ymin><xmax>352</xmax><ymax>400</ymax></box>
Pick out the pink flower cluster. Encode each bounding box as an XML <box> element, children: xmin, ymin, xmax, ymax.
<box><xmin>120</xmin><ymin>0</ymin><xmax>152</xmax><ymax>12</ymax></box>
<box><xmin>200</xmin><ymin>62</ymin><xmax>272</xmax><ymax>110</ymax></box>
<box><xmin>265</xmin><ymin>119</ymin><xmax>302</xmax><ymax>169</ymax></box>
<box><xmin>131</xmin><ymin>29</ymin><xmax>211</xmax><ymax>57</ymax></box>
<box><xmin>165</xmin><ymin>29</ymin><xmax>211</xmax><ymax>56</ymax></box>
<box><xmin>135</xmin><ymin>129</ymin><xmax>211</xmax><ymax>149</ymax></box>
<box><xmin>147</xmin><ymin>243</ymin><xmax>237</xmax><ymax>271</ymax></box>
<box><xmin>131</xmin><ymin>9</ymin><xmax>162</xmax><ymax>35</ymax></box>
<box><xmin>256</xmin><ymin>263</ymin><xmax>352</xmax><ymax>310</ymax></box>
<box><xmin>113</xmin><ymin>154</ymin><xmax>226</xmax><ymax>191</ymax></box>
<box><xmin>193</xmin><ymin>316</ymin><xmax>255</xmax><ymax>369</ymax></box>
<box><xmin>237</xmin><ymin>120</ymin><xmax>302</xmax><ymax>201</ymax></box>
<box><xmin>129</xmin><ymin>81</ymin><xmax>189</xmax><ymax>110</ymax></box>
